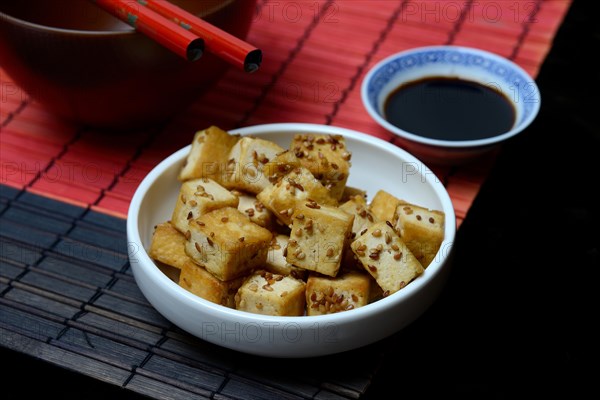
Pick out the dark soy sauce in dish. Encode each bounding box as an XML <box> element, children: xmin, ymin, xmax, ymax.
<box><xmin>383</xmin><ymin>77</ymin><xmax>516</xmax><ymax>141</ymax></box>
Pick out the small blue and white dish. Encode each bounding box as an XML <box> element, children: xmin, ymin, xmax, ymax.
<box><xmin>361</xmin><ymin>45</ymin><xmax>541</xmax><ymax>165</ymax></box>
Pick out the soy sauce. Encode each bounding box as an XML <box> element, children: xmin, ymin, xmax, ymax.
<box><xmin>383</xmin><ymin>77</ymin><xmax>516</xmax><ymax>141</ymax></box>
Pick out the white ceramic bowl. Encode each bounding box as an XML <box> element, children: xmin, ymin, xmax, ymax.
<box><xmin>361</xmin><ymin>45</ymin><xmax>541</xmax><ymax>165</ymax></box>
<box><xmin>127</xmin><ymin>123</ymin><xmax>456</xmax><ymax>358</ymax></box>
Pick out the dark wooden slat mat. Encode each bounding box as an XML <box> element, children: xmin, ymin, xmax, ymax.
<box><xmin>1</xmin><ymin>185</ymin><xmax>385</xmax><ymax>399</ymax></box>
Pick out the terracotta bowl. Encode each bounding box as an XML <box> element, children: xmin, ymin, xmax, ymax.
<box><xmin>0</xmin><ymin>0</ymin><xmax>256</xmax><ymax>130</ymax></box>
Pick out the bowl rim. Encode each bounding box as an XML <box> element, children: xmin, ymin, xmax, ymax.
<box><xmin>0</xmin><ymin>0</ymin><xmax>235</xmax><ymax>36</ymax></box>
<box><xmin>126</xmin><ymin>122</ymin><xmax>456</xmax><ymax>327</ymax></box>
<box><xmin>361</xmin><ymin>44</ymin><xmax>541</xmax><ymax>149</ymax></box>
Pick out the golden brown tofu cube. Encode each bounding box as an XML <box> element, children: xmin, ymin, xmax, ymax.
<box><xmin>286</xmin><ymin>204</ymin><xmax>354</xmax><ymax>277</ymax></box>
<box><xmin>290</xmin><ymin>133</ymin><xmax>352</xmax><ymax>201</ymax></box>
<box><xmin>392</xmin><ymin>201</ymin><xmax>445</xmax><ymax>268</ymax></box>
<box><xmin>222</xmin><ymin>137</ymin><xmax>285</xmax><ymax>194</ymax></box>
<box><xmin>262</xmin><ymin>149</ymin><xmax>302</xmax><ymax>184</ymax></box>
<box><xmin>340</xmin><ymin>195</ymin><xmax>379</xmax><ymax>269</ymax></box>
<box><xmin>339</xmin><ymin>195</ymin><xmax>378</xmax><ymax>240</ymax></box>
<box><xmin>305</xmin><ymin>271</ymin><xmax>371</xmax><ymax>315</ymax></box>
<box><xmin>179</xmin><ymin>260</ymin><xmax>245</xmax><ymax>308</ymax></box>
<box><xmin>351</xmin><ymin>222</ymin><xmax>424</xmax><ymax>296</ymax></box>
<box><xmin>171</xmin><ymin>178</ymin><xmax>238</xmax><ymax>234</ymax></box>
<box><xmin>149</xmin><ymin>222</ymin><xmax>190</xmax><ymax>270</ymax></box>
<box><xmin>369</xmin><ymin>190</ymin><xmax>402</xmax><ymax>223</ymax></box>
<box><xmin>178</xmin><ymin>125</ymin><xmax>240</xmax><ymax>182</ymax></box>
<box><xmin>184</xmin><ymin>207</ymin><xmax>272</xmax><ymax>281</ymax></box>
<box><xmin>265</xmin><ymin>234</ymin><xmax>307</xmax><ymax>280</ymax></box>
<box><xmin>256</xmin><ymin>166</ymin><xmax>338</xmax><ymax>226</ymax></box>
<box><xmin>231</xmin><ymin>190</ymin><xmax>274</xmax><ymax>230</ymax></box>
<box><xmin>235</xmin><ymin>270</ymin><xmax>306</xmax><ymax>316</ymax></box>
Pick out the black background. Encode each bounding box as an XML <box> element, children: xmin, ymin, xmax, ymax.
<box><xmin>2</xmin><ymin>0</ymin><xmax>598</xmax><ymax>398</ymax></box>
<box><xmin>367</xmin><ymin>0</ymin><xmax>599</xmax><ymax>397</ymax></box>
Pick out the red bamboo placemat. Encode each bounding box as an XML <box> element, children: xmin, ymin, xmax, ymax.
<box><xmin>1</xmin><ymin>0</ymin><xmax>572</xmax><ymax>226</ymax></box>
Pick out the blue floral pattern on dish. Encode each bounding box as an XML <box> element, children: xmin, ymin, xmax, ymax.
<box><xmin>365</xmin><ymin>48</ymin><xmax>539</xmax><ymax>125</ymax></box>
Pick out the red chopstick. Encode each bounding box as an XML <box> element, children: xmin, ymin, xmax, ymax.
<box><xmin>140</xmin><ymin>0</ymin><xmax>262</xmax><ymax>73</ymax></box>
<box><xmin>93</xmin><ymin>0</ymin><xmax>204</xmax><ymax>61</ymax></box>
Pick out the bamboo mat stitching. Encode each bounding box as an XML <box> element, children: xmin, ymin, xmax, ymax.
<box><xmin>235</xmin><ymin>0</ymin><xmax>334</xmax><ymax>129</ymax></box>
<box><xmin>0</xmin><ymin>98</ymin><xmax>27</xmax><ymax>128</ymax></box>
<box><xmin>444</xmin><ymin>0</ymin><xmax>474</xmax><ymax>45</ymax></box>
<box><xmin>325</xmin><ymin>1</ymin><xmax>409</xmax><ymax>125</ymax></box>
<box><xmin>122</xmin><ymin>333</ymin><xmax>171</xmax><ymax>389</ymax></box>
<box><xmin>508</xmin><ymin>0</ymin><xmax>543</xmax><ymax>60</ymax></box>
<box><xmin>24</xmin><ymin>131</ymin><xmax>85</xmax><ymax>193</ymax></box>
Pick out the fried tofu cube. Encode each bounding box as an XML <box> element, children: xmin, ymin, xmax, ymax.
<box><xmin>351</xmin><ymin>222</ymin><xmax>424</xmax><ymax>296</ymax></box>
<box><xmin>149</xmin><ymin>221</ymin><xmax>247</xmax><ymax>307</ymax></box>
<box><xmin>305</xmin><ymin>271</ymin><xmax>371</xmax><ymax>316</ymax></box>
<box><xmin>178</xmin><ymin>125</ymin><xmax>240</xmax><ymax>182</ymax></box>
<box><xmin>149</xmin><ymin>222</ymin><xmax>190</xmax><ymax>270</ymax></box>
<box><xmin>339</xmin><ymin>195</ymin><xmax>379</xmax><ymax>269</ymax></box>
<box><xmin>286</xmin><ymin>204</ymin><xmax>354</xmax><ymax>277</ymax></box>
<box><xmin>256</xmin><ymin>166</ymin><xmax>338</xmax><ymax>226</ymax></box>
<box><xmin>235</xmin><ymin>271</ymin><xmax>306</xmax><ymax>316</ymax></box>
<box><xmin>369</xmin><ymin>190</ymin><xmax>402</xmax><ymax>223</ymax></box>
<box><xmin>265</xmin><ymin>234</ymin><xmax>307</xmax><ymax>280</ymax></box>
<box><xmin>179</xmin><ymin>260</ymin><xmax>245</xmax><ymax>308</ymax></box>
<box><xmin>339</xmin><ymin>194</ymin><xmax>378</xmax><ymax>239</ymax></box>
<box><xmin>171</xmin><ymin>178</ymin><xmax>238</xmax><ymax>234</ymax></box>
<box><xmin>290</xmin><ymin>133</ymin><xmax>352</xmax><ymax>201</ymax></box>
<box><xmin>262</xmin><ymin>149</ymin><xmax>302</xmax><ymax>184</ymax></box>
<box><xmin>185</xmin><ymin>207</ymin><xmax>272</xmax><ymax>281</ymax></box>
<box><xmin>231</xmin><ymin>190</ymin><xmax>274</xmax><ymax>229</ymax></box>
<box><xmin>392</xmin><ymin>201</ymin><xmax>445</xmax><ymax>268</ymax></box>
<box><xmin>222</xmin><ymin>137</ymin><xmax>285</xmax><ymax>194</ymax></box>
<box><xmin>337</xmin><ymin>264</ymin><xmax>384</xmax><ymax>302</ymax></box>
